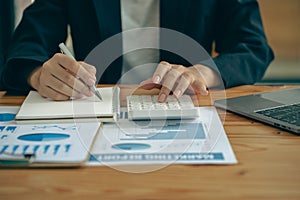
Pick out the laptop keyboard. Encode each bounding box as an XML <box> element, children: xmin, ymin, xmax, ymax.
<box><xmin>255</xmin><ymin>103</ymin><xmax>300</xmax><ymax>126</ymax></box>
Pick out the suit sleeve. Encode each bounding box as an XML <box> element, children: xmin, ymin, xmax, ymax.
<box><xmin>2</xmin><ymin>0</ymin><xmax>68</xmax><ymax>94</ymax></box>
<box><xmin>213</xmin><ymin>0</ymin><xmax>274</xmax><ymax>88</ymax></box>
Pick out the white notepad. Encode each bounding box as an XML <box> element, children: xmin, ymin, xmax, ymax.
<box><xmin>15</xmin><ymin>87</ymin><xmax>120</xmax><ymax>123</ymax></box>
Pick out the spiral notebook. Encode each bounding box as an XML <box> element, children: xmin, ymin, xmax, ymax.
<box><xmin>15</xmin><ymin>87</ymin><xmax>120</xmax><ymax>124</ymax></box>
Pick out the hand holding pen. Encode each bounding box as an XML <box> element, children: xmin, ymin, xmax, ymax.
<box><xmin>59</xmin><ymin>43</ymin><xmax>102</xmax><ymax>101</ymax></box>
<box><xmin>28</xmin><ymin>43</ymin><xmax>100</xmax><ymax>101</ymax></box>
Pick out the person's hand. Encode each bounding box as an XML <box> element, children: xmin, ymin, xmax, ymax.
<box><xmin>29</xmin><ymin>53</ymin><xmax>97</xmax><ymax>100</ymax></box>
<box><xmin>140</xmin><ymin>61</ymin><xmax>221</xmax><ymax>102</ymax></box>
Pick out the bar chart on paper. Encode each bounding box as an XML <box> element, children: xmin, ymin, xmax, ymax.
<box><xmin>0</xmin><ymin>123</ymin><xmax>100</xmax><ymax>167</ymax></box>
<box><xmin>119</xmin><ymin>121</ymin><xmax>206</xmax><ymax>140</ymax></box>
<box><xmin>89</xmin><ymin>108</ymin><xmax>237</xmax><ymax>166</ymax></box>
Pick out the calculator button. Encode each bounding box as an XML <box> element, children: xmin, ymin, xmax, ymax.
<box><xmin>127</xmin><ymin>95</ymin><xmax>199</xmax><ymax>120</ymax></box>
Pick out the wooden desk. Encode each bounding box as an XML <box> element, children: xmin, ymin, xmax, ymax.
<box><xmin>0</xmin><ymin>85</ymin><xmax>299</xmax><ymax>200</ymax></box>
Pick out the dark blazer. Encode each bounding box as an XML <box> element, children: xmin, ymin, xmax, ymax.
<box><xmin>2</xmin><ymin>0</ymin><xmax>274</xmax><ymax>94</ymax></box>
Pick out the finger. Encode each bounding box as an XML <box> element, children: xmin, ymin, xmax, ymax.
<box><xmin>158</xmin><ymin>86</ymin><xmax>171</xmax><ymax>103</ymax></box>
<box><xmin>48</xmin><ymin>75</ymin><xmax>82</xmax><ymax>97</ymax></box>
<box><xmin>39</xmin><ymin>66</ymin><xmax>82</xmax><ymax>98</ymax></box>
<box><xmin>139</xmin><ymin>78</ymin><xmax>160</xmax><ymax>90</ymax></box>
<box><xmin>54</xmin><ymin>53</ymin><xmax>95</xmax><ymax>86</ymax></box>
<box><xmin>173</xmin><ymin>72</ymin><xmax>194</xmax><ymax>98</ymax></box>
<box><xmin>192</xmin><ymin>80</ymin><xmax>209</xmax><ymax>96</ymax></box>
<box><xmin>76</xmin><ymin>63</ymin><xmax>97</xmax><ymax>87</ymax></box>
<box><xmin>45</xmin><ymin>61</ymin><xmax>93</xmax><ymax>97</ymax></box>
<box><xmin>152</xmin><ymin>61</ymin><xmax>172</xmax><ymax>84</ymax></box>
<box><xmin>160</xmin><ymin>65</ymin><xmax>184</xmax><ymax>92</ymax></box>
<box><xmin>38</xmin><ymin>85</ymin><xmax>70</xmax><ymax>101</ymax></box>
<box><xmin>158</xmin><ymin>65</ymin><xmax>185</xmax><ymax>102</ymax></box>
<box><xmin>71</xmin><ymin>76</ymin><xmax>94</xmax><ymax>97</ymax></box>
<box><xmin>79</xmin><ymin>61</ymin><xmax>97</xmax><ymax>80</ymax></box>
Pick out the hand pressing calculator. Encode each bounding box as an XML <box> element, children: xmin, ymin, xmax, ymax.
<box><xmin>127</xmin><ymin>95</ymin><xmax>199</xmax><ymax>120</ymax></box>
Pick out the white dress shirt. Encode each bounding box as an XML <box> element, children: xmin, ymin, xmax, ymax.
<box><xmin>120</xmin><ymin>0</ymin><xmax>160</xmax><ymax>84</ymax></box>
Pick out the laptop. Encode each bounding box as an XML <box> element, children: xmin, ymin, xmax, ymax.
<box><xmin>214</xmin><ymin>88</ymin><xmax>300</xmax><ymax>135</ymax></box>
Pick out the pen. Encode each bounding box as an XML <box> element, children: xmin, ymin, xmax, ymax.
<box><xmin>58</xmin><ymin>43</ymin><xmax>102</xmax><ymax>101</ymax></box>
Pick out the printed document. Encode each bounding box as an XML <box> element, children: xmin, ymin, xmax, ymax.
<box><xmin>88</xmin><ymin>107</ymin><xmax>237</xmax><ymax>166</ymax></box>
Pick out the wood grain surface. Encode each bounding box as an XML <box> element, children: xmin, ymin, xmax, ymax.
<box><xmin>0</xmin><ymin>85</ymin><xmax>299</xmax><ymax>200</ymax></box>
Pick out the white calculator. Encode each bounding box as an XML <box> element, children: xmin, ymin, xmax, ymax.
<box><xmin>126</xmin><ymin>95</ymin><xmax>199</xmax><ymax>120</ymax></box>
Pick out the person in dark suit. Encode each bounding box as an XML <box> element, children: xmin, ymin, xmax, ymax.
<box><xmin>2</xmin><ymin>0</ymin><xmax>274</xmax><ymax>101</ymax></box>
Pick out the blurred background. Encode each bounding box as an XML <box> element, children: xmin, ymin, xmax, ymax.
<box><xmin>0</xmin><ymin>0</ymin><xmax>299</xmax><ymax>88</ymax></box>
<box><xmin>258</xmin><ymin>0</ymin><xmax>300</xmax><ymax>84</ymax></box>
